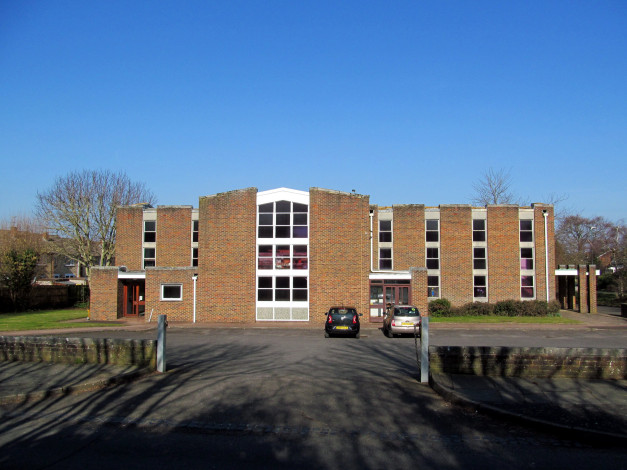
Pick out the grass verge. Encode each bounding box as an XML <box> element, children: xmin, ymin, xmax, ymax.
<box><xmin>0</xmin><ymin>309</ymin><xmax>120</xmax><ymax>332</ymax></box>
<box><xmin>430</xmin><ymin>315</ymin><xmax>579</xmax><ymax>324</ymax></box>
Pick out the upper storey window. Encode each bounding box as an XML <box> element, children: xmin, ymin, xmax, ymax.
<box><xmin>144</xmin><ymin>221</ymin><xmax>156</xmax><ymax>243</ymax></box>
<box><xmin>426</xmin><ymin>220</ymin><xmax>439</xmax><ymax>242</ymax></box>
<box><xmin>472</xmin><ymin>219</ymin><xmax>486</xmax><ymax>242</ymax></box>
<box><xmin>520</xmin><ymin>220</ymin><xmax>533</xmax><ymax>242</ymax></box>
<box><xmin>379</xmin><ymin>220</ymin><xmax>392</xmax><ymax>242</ymax></box>
<box><xmin>258</xmin><ymin>201</ymin><xmax>308</xmax><ymax>239</ymax></box>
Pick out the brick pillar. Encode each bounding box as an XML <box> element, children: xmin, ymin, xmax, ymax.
<box><xmin>410</xmin><ymin>267</ymin><xmax>428</xmax><ymax>317</ymax></box>
<box><xmin>115</xmin><ymin>206</ymin><xmax>145</xmax><ymax>270</ymax></box>
<box><xmin>588</xmin><ymin>265</ymin><xmax>597</xmax><ymax>314</ymax></box>
<box><xmin>578</xmin><ymin>265</ymin><xmax>589</xmax><ymax>313</ymax></box>
<box><xmin>89</xmin><ymin>267</ymin><xmax>120</xmax><ymax>321</ymax></box>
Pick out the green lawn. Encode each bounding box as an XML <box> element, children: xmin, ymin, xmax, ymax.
<box><xmin>0</xmin><ymin>309</ymin><xmax>119</xmax><ymax>331</ymax></box>
<box><xmin>429</xmin><ymin>315</ymin><xmax>579</xmax><ymax>324</ymax></box>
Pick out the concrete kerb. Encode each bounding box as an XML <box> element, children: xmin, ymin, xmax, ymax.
<box><xmin>429</xmin><ymin>372</ymin><xmax>627</xmax><ymax>446</ymax></box>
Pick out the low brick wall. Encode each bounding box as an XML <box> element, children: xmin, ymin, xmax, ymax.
<box><xmin>0</xmin><ymin>336</ymin><xmax>157</xmax><ymax>369</ymax></box>
<box><xmin>429</xmin><ymin>346</ymin><xmax>627</xmax><ymax>379</ymax></box>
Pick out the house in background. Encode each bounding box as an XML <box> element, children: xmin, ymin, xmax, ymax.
<box><xmin>89</xmin><ymin>187</ymin><xmax>573</xmax><ymax>324</ymax></box>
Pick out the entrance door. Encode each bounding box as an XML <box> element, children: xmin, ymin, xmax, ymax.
<box><xmin>123</xmin><ymin>282</ymin><xmax>145</xmax><ymax>317</ymax></box>
<box><xmin>384</xmin><ymin>285</ymin><xmax>410</xmax><ymax>306</ymax></box>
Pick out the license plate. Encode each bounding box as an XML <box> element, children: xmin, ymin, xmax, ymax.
<box><xmin>402</xmin><ymin>322</ymin><xmax>415</xmax><ymax>326</ymax></box>
<box><xmin>336</xmin><ymin>326</ymin><xmax>349</xmax><ymax>330</ymax></box>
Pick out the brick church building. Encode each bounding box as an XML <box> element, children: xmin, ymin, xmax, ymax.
<box><xmin>89</xmin><ymin>187</ymin><xmax>558</xmax><ymax>324</ymax></box>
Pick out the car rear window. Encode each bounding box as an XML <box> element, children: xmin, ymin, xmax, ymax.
<box><xmin>329</xmin><ymin>308</ymin><xmax>356</xmax><ymax>315</ymax></box>
<box><xmin>395</xmin><ymin>307</ymin><xmax>419</xmax><ymax>317</ymax></box>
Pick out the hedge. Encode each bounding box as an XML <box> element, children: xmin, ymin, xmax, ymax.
<box><xmin>428</xmin><ymin>299</ymin><xmax>561</xmax><ymax>317</ymax></box>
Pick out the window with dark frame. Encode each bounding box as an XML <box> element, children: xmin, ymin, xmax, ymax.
<box><xmin>426</xmin><ymin>220</ymin><xmax>439</xmax><ymax>242</ymax></box>
<box><xmin>379</xmin><ymin>248</ymin><xmax>392</xmax><ymax>270</ymax></box>
<box><xmin>473</xmin><ymin>275</ymin><xmax>487</xmax><ymax>298</ymax></box>
<box><xmin>520</xmin><ymin>247</ymin><xmax>533</xmax><ymax>270</ymax></box>
<box><xmin>521</xmin><ymin>275</ymin><xmax>534</xmax><ymax>298</ymax></box>
<box><xmin>426</xmin><ymin>247</ymin><xmax>439</xmax><ymax>269</ymax></box>
<box><xmin>472</xmin><ymin>219</ymin><xmax>486</xmax><ymax>242</ymax></box>
<box><xmin>379</xmin><ymin>220</ymin><xmax>392</xmax><ymax>243</ymax></box>
<box><xmin>192</xmin><ymin>248</ymin><xmax>198</xmax><ymax>267</ymax></box>
<box><xmin>428</xmin><ymin>275</ymin><xmax>439</xmax><ymax>297</ymax></box>
<box><xmin>192</xmin><ymin>220</ymin><xmax>199</xmax><ymax>243</ymax></box>
<box><xmin>473</xmin><ymin>247</ymin><xmax>486</xmax><ymax>270</ymax></box>
<box><xmin>520</xmin><ymin>219</ymin><xmax>533</xmax><ymax>242</ymax></box>
<box><xmin>161</xmin><ymin>284</ymin><xmax>182</xmax><ymax>301</ymax></box>
<box><xmin>143</xmin><ymin>247</ymin><xmax>155</xmax><ymax>268</ymax></box>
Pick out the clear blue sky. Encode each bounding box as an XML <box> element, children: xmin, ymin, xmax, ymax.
<box><xmin>1</xmin><ymin>1</ymin><xmax>625</xmax><ymax>222</ymax></box>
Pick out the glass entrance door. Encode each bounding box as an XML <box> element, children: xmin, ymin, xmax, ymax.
<box><xmin>385</xmin><ymin>285</ymin><xmax>409</xmax><ymax>306</ymax></box>
<box><xmin>123</xmin><ymin>282</ymin><xmax>145</xmax><ymax>317</ymax></box>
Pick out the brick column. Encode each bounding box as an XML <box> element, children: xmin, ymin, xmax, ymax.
<box><xmin>89</xmin><ymin>267</ymin><xmax>120</xmax><ymax>321</ymax></box>
<box><xmin>440</xmin><ymin>205</ymin><xmax>473</xmax><ymax>306</ymax></box>
<box><xmin>578</xmin><ymin>265</ymin><xmax>589</xmax><ymax>313</ymax></box>
<box><xmin>393</xmin><ymin>204</ymin><xmax>425</xmax><ymax>271</ymax></box>
<box><xmin>410</xmin><ymin>267</ymin><xmax>428</xmax><ymax>317</ymax></box>
<box><xmin>115</xmin><ymin>206</ymin><xmax>145</xmax><ymax>270</ymax></box>
<box><xmin>588</xmin><ymin>264</ymin><xmax>597</xmax><ymax>314</ymax></box>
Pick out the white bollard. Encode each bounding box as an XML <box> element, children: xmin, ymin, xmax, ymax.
<box><xmin>420</xmin><ymin>316</ymin><xmax>429</xmax><ymax>383</ymax></box>
<box><xmin>157</xmin><ymin>314</ymin><xmax>167</xmax><ymax>373</ymax></box>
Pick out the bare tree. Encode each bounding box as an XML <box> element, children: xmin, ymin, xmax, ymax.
<box><xmin>470</xmin><ymin>168</ymin><xmax>516</xmax><ymax>205</ymax></box>
<box><xmin>35</xmin><ymin>170</ymin><xmax>155</xmax><ymax>274</ymax></box>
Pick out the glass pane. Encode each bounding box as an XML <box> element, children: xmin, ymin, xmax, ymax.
<box><xmin>293</xmin><ymin>203</ymin><xmax>308</xmax><ymax>213</ymax></box>
<box><xmin>276</xmin><ymin>245</ymin><xmax>290</xmax><ymax>256</ymax></box>
<box><xmin>258</xmin><ymin>245</ymin><xmax>272</xmax><ymax>257</ymax></box>
<box><xmin>520</xmin><ymin>220</ymin><xmax>533</xmax><ymax>231</ymax></box>
<box><xmin>521</xmin><ymin>248</ymin><xmax>533</xmax><ymax>258</ymax></box>
<box><xmin>293</xmin><ymin>277</ymin><xmax>307</xmax><ymax>288</ymax></box>
<box><xmin>426</xmin><ymin>220</ymin><xmax>438</xmax><ymax>230</ymax></box>
<box><xmin>259</xmin><ymin>214</ymin><xmax>273</xmax><ymax>225</ymax></box>
<box><xmin>426</xmin><ymin>259</ymin><xmax>439</xmax><ymax>269</ymax></box>
<box><xmin>474</xmin><ymin>247</ymin><xmax>485</xmax><ymax>258</ymax></box>
<box><xmin>428</xmin><ymin>286</ymin><xmax>439</xmax><ymax>297</ymax></box>
<box><xmin>144</xmin><ymin>260</ymin><xmax>155</xmax><ymax>267</ymax></box>
<box><xmin>521</xmin><ymin>275</ymin><xmax>534</xmax><ymax>287</ymax></box>
<box><xmin>370</xmin><ymin>286</ymin><xmax>383</xmax><ymax>302</ymax></box>
<box><xmin>379</xmin><ymin>259</ymin><xmax>392</xmax><ymax>270</ymax></box>
<box><xmin>379</xmin><ymin>232</ymin><xmax>392</xmax><ymax>242</ymax></box>
<box><xmin>275</xmin><ymin>289</ymin><xmax>290</xmax><ymax>301</ymax></box>
<box><xmin>259</xmin><ymin>203</ymin><xmax>274</xmax><ymax>213</ymax></box>
<box><xmin>474</xmin><ymin>259</ymin><xmax>486</xmax><ymax>270</ymax></box>
<box><xmin>293</xmin><ymin>226</ymin><xmax>308</xmax><ymax>238</ymax></box>
<box><xmin>144</xmin><ymin>248</ymin><xmax>155</xmax><ymax>258</ymax></box>
<box><xmin>427</xmin><ymin>276</ymin><xmax>439</xmax><ymax>286</ymax></box>
<box><xmin>380</xmin><ymin>220</ymin><xmax>391</xmax><ymax>231</ymax></box>
<box><xmin>276</xmin><ymin>226</ymin><xmax>290</xmax><ymax>238</ymax></box>
<box><xmin>293</xmin><ymin>245</ymin><xmax>307</xmax><ymax>256</ymax></box>
<box><xmin>144</xmin><ymin>221</ymin><xmax>156</xmax><ymax>231</ymax></box>
<box><xmin>163</xmin><ymin>285</ymin><xmax>181</xmax><ymax>299</ymax></box>
<box><xmin>473</xmin><ymin>219</ymin><xmax>485</xmax><ymax>230</ymax></box>
<box><xmin>276</xmin><ymin>277</ymin><xmax>289</xmax><ymax>288</ymax></box>
<box><xmin>276</xmin><ymin>258</ymin><xmax>291</xmax><ymax>269</ymax></box>
<box><xmin>473</xmin><ymin>231</ymin><xmax>486</xmax><ymax>242</ymax></box>
<box><xmin>258</xmin><ymin>258</ymin><xmax>273</xmax><ymax>269</ymax></box>
<box><xmin>293</xmin><ymin>289</ymin><xmax>308</xmax><ymax>301</ymax></box>
<box><xmin>258</xmin><ymin>289</ymin><xmax>273</xmax><ymax>301</ymax></box>
<box><xmin>276</xmin><ymin>214</ymin><xmax>290</xmax><ymax>225</ymax></box>
<box><xmin>426</xmin><ymin>231</ymin><xmax>439</xmax><ymax>242</ymax></box>
<box><xmin>276</xmin><ymin>200</ymin><xmax>291</xmax><ymax>212</ymax></box>
<box><xmin>400</xmin><ymin>287</ymin><xmax>408</xmax><ymax>304</ymax></box>
<box><xmin>474</xmin><ymin>276</ymin><xmax>486</xmax><ymax>286</ymax></box>
<box><xmin>520</xmin><ymin>259</ymin><xmax>533</xmax><ymax>269</ymax></box>
<box><xmin>520</xmin><ymin>232</ymin><xmax>533</xmax><ymax>242</ymax></box>
<box><xmin>293</xmin><ymin>213</ymin><xmax>307</xmax><ymax>225</ymax></box>
<box><xmin>144</xmin><ymin>232</ymin><xmax>156</xmax><ymax>243</ymax></box>
<box><xmin>474</xmin><ymin>287</ymin><xmax>487</xmax><ymax>297</ymax></box>
<box><xmin>426</xmin><ymin>247</ymin><xmax>438</xmax><ymax>258</ymax></box>
<box><xmin>293</xmin><ymin>258</ymin><xmax>308</xmax><ymax>269</ymax></box>
<box><xmin>258</xmin><ymin>277</ymin><xmax>272</xmax><ymax>288</ymax></box>
<box><xmin>258</xmin><ymin>226</ymin><xmax>273</xmax><ymax>238</ymax></box>
<box><xmin>380</xmin><ymin>248</ymin><xmax>392</xmax><ymax>258</ymax></box>
<box><xmin>521</xmin><ymin>287</ymin><xmax>534</xmax><ymax>298</ymax></box>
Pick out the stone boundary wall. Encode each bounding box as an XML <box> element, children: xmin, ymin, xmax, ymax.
<box><xmin>429</xmin><ymin>346</ymin><xmax>627</xmax><ymax>379</ymax></box>
<box><xmin>0</xmin><ymin>336</ymin><xmax>156</xmax><ymax>369</ymax></box>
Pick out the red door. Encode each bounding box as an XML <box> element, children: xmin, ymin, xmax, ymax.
<box><xmin>384</xmin><ymin>285</ymin><xmax>410</xmax><ymax>306</ymax></box>
<box><xmin>123</xmin><ymin>282</ymin><xmax>145</xmax><ymax>316</ymax></box>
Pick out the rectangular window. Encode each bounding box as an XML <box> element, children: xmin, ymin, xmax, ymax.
<box><xmin>276</xmin><ymin>245</ymin><xmax>291</xmax><ymax>269</ymax></box>
<box><xmin>521</xmin><ymin>275</ymin><xmax>534</xmax><ymax>298</ymax></box>
<box><xmin>520</xmin><ymin>247</ymin><xmax>533</xmax><ymax>270</ymax></box>
<box><xmin>428</xmin><ymin>276</ymin><xmax>439</xmax><ymax>297</ymax></box>
<box><xmin>293</xmin><ymin>245</ymin><xmax>308</xmax><ymax>269</ymax></box>
<box><xmin>379</xmin><ymin>248</ymin><xmax>392</xmax><ymax>270</ymax></box>
<box><xmin>258</xmin><ymin>277</ymin><xmax>273</xmax><ymax>301</ymax></box>
<box><xmin>472</xmin><ymin>219</ymin><xmax>486</xmax><ymax>242</ymax></box>
<box><xmin>161</xmin><ymin>284</ymin><xmax>182</xmax><ymax>301</ymax></box>
<box><xmin>520</xmin><ymin>220</ymin><xmax>533</xmax><ymax>242</ymax></box>
<box><xmin>379</xmin><ymin>220</ymin><xmax>392</xmax><ymax>243</ymax></box>
<box><xmin>192</xmin><ymin>220</ymin><xmax>199</xmax><ymax>243</ymax></box>
<box><xmin>143</xmin><ymin>247</ymin><xmax>155</xmax><ymax>268</ymax></box>
<box><xmin>192</xmin><ymin>248</ymin><xmax>198</xmax><ymax>267</ymax></box>
<box><xmin>144</xmin><ymin>221</ymin><xmax>156</xmax><ymax>243</ymax></box>
<box><xmin>426</xmin><ymin>247</ymin><xmax>439</xmax><ymax>269</ymax></box>
<box><xmin>473</xmin><ymin>247</ymin><xmax>486</xmax><ymax>270</ymax></box>
<box><xmin>426</xmin><ymin>220</ymin><xmax>439</xmax><ymax>242</ymax></box>
<box><xmin>474</xmin><ymin>275</ymin><xmax>487</xmax><ymax>298</ymax></box>
<box><xmin>275</xmin><ymin>276</ymin><xmax>290</xmax><ymax>301</ymax></box>
<box><xmin>293</xmin><ymin>276</ymin><xmax>308</xmax><ymax>301</ymax></box>
<box><xmin>258</xmin><ymin>245</ymin><xmax>273</xmax><ymax>270</ymax></box>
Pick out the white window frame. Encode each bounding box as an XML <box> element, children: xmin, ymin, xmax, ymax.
<box><xmin>161</xmin><ymin>283</ymin><xmax>183</xmax><ymax>301</ymax></box>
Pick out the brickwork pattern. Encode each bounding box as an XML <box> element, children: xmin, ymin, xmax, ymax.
<box><xmin>115</xmin><ymin>207</ymin><xmax>144</xmax><ymax>270</ymax></box>
<box><xmin>310</xmin><ymin>188</ymin><xmax>370</xmax><ymax>318</ymax></box>
<box><xmin>440</xmin><ymin>206</ymin><xmax>473</xmax><ymax>306</ymax></box>
<box><xmin>156</xmin><ymin>206</ymin><xmax>193</xmax><ymax>267</ymax></box>
<box><xmin>145</xmin><ymin>267</ymin><xmax>196</xmax><ymax>322</ymax></box>
<box><xmin>578</xmin><ymin>265</ymin><xmax>589</xmax><ymax>313</ymax></box>
<box><xmin>197</xmin><ymin>188</ymin><xmax>257</xmax><ymax>322</ymax></box>
<box><xmin>410</xmin><ymin>267</ymin><xmax>428</xmax><ymax>317</ymax></box>
<box><xmin>370</xmin><ymin>205</ymin><xmax>379</xmax><ymax>270</ymax></box>
<box><xmin>89</xmin><ymin>267</ymin><xmax>120</xmax><ymax>321</ymax></box>
<box><xmin>487</xmin><ymin>205</ymin><xmax>520</xmax><ymax>302</ymax></box>
<box><xmin>588</xmin><ymin>264</ymin><xmax>597</xmax><ymax>313</ymax></box>
<box><xmin>393</xmin><ymin>205</ymin><xmax>425</xmax><ymax>271</ymax></box>
<box><xmin>429</xmin><ymin>346</ymin><xmax>627</xmax><ymax>379</ymax></box>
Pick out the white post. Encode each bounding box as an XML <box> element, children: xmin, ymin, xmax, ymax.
<box><xmin>192</xmin><ymin>275</ymin><xmax>197</xmax><ymax>323</ymax></box>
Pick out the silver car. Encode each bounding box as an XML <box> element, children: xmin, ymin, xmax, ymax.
<box><xmin>383</xmin><ymin>305</ymin><xmax>421</xmax><ymax>337</ymax></box>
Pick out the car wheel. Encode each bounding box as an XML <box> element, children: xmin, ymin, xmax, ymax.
<box><xmin>355</xmin><ymin>332</ymin><xmax>360</xmax><ymax>339</ymax></box>
<box><xmin>324</xmin><ymin>331</ymin><xmax>330</xmax><ymax>338</ymax></box>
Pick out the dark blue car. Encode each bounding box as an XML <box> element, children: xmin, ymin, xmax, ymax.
<box><xmin>324</xmin><ymin>306</ymin><xmax>362</xmax><ymax>338</ymax></box>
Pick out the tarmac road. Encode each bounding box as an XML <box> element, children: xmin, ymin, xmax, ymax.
<box><xmin>1</xmin><ymin>319</ymin><xmax>627</xmax><ymax>469</ymax></box>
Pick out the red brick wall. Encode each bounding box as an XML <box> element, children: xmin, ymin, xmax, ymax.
<box><xmin>393</xmin><ymin>204</ymin><xmax>425</xmax><ymax>271</ymax></box>
<box><xmin>487</xmin><ymin>205</ymin><xmax>520</xmax><ymax>302</ymax></box>
<box><xmin>145</xmin><ymin>267</ymin><xmax>196</xmax><ymax>322</ymax></box>
<box><xmin>440</xmin><ymin>205</ymin><xmax>473</xmax><ymax>306</ymax></box>
<box><xmin>588</xmin><ymin>264</ymin><xmax>597</xmax><ymax>313</ymax></box>
<box><xmin>115</xmin><ymin>206</ymin><xmax>144</xmax><ymax>270</ymax></box>
<box><xmin>371</xmin><ymin>205</ymin><xmax>379</xmax><ymax>270</ymax></box>
<box><xmin>410</xmin><ymin>267</ymin><xmax>428</xmax><ymax>317</ymax></box>
<box><xmin>89</xmin><ymin>267</ymin><xmax>120</xmax><ymax>321</ymax></box>
<box><xmin>533</xmin><ymin>204</ymin><xmax>555</xmax><ymax>303</ymax></box>
<box><xmin>578</xmin><ymin>265</ymin><xmax>589</xmax><ymax>313</ymax></box>
<box><xmin>196</xmin><ymin>188</ymin><xmax>257</xmax><ymax>322</ymax></box>
<box><xmin>310</xmin><ymin>188</ymin><xmax>370</xmax><ymax>318</ymax></box>
<box><xmin>156</xmin><ymin>206</ymin><xmax>193</xmax><ymax>267</ymax></box>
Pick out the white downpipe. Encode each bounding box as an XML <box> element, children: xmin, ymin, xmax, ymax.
<box><xmin>192</xmin><ymin>275</ymin><xmax>198</xmax><ymax>323</ymax></box>
<box><xmin>543</xmin><ymin>211</ymin><xmax>550</xmax><ymax>302</ymax></box>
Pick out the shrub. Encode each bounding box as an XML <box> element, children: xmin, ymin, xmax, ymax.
<box><xmin>429</xmin><ymin>298</ymin><xmax>452</xmax><ymax>317</ymax></box>
<box><xmin>457</xmin><ymin>302</ymin><xmax>494</xmax><ymax>316</ymax></box>
<box><xmin>493</xmin><ymin>300</ymin><xmax>518</xmax><ymax>317</ymax></box>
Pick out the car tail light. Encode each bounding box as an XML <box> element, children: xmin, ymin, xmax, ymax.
<box><xmin>392</xmin><ymin>320</ymin><xmax>396</xmax><ymax>326</ymax></box>
<box><xmin>327</xmin><ymin>316</ymin><xmax>332</xmax><ymax>324</ymax></box>
<box><xmin>352</xmin><ymin>315</ymin><xmax>357</xmax><ymax>324</ymax></box>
